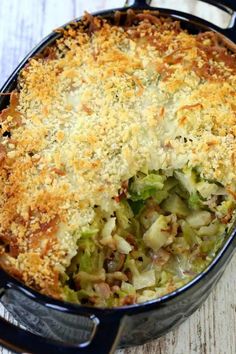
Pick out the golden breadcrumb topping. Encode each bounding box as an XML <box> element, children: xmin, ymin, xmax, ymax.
<box><xmin>0</xmin><ymin>11</ymin><xmax>236</xmax><ymax>298</ymax></box>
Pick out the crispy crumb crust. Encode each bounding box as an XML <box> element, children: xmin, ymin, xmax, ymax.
<box><xmin>0</xmin><ymin>10</ymin><xmax>236</xmax><ymax>299</ymax></box>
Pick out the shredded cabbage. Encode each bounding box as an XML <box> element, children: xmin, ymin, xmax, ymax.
<box><xmin>61</xmin><ymin>168</ymin><xmax>234</xmax><ymax>307</ymax></box>
<box><xmin>129</xmin><ymin>173</ymin><xmax>165</xmax><ymax>201</ymax></box>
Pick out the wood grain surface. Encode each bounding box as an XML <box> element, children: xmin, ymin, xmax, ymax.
<box><xmin>0</xmin><ymin>1</ymin><xmax>235</xmax><ymax>354</ymax></box>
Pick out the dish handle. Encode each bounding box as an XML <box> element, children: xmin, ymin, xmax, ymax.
<box><xmin>0</xmin><ymin>313</ymin><xmax>126</xmax><ymax>354</ymax></box>
<box><xmin>130</xmin><ymin>0</ymin><xmax>236</xmax><ymax>42</ymax></box>
<box><xmin>0</xmin><ymin>275</ymin><xmax>126</xmax><ymax>354</ymax></box>
<box><xmin>193</xmin><ymin>0</ymin><xmax>236</xmax><ymax>41</ymax></box>
<box><xmin>131</xmin><ymin>0</ymin><xmax>236</xmax><ymax>11</ymax></box>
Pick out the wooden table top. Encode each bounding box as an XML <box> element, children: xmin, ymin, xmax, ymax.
<box><xmin>0</xmin><ymin>1</ymin><xmax>235</xmax><ymax>354</ymax></box>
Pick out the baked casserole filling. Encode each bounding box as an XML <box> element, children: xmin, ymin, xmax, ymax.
<box><xmin>0</xmin><ymin>11</ymin><xmax>236</xmax><ymax>307</ymax></box>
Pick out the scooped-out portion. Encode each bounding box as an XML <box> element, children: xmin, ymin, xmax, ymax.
<box><xmin>0</xmin><ymin>11</ymin><xmax>236</xmax><ymax>307</ymax></box>
<box><xmin>63</xmin><ymin>168</ymin><xmax>235</xmax><ymax>306</ymax></box>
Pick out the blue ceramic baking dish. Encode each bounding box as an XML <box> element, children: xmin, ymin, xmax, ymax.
<box><xmin>0</xmin><ymin>1</ymin><xmax>236</xmax><ymax>353</ymax></box>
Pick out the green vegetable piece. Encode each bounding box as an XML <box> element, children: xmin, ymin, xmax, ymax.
<box><xmin>174</xmin><ymin>168</ymin><xmax>197</xmax><ymax>195</ymax></box>
<box><xmin>170</xmin><ymin>236</ymin><xmax>190</xmax><ymax>254</ymax></box>
<box><xmin>116</xmin><ymin>200</ymin><xmax>134</xmax><ymax>228</ymax></box>
<box><xmin>188</xmin><ymin>192</ymin><xmax>203</xmax><ymax>210</ymax></box>
<box><xmin>76</xmin><ymin>289</ymin><xmax>94</xmax><ymax>301</ymax></box>
<box><xmin>137</xmin><ymin>290</ymin><xmax>157</xmax><ymax>303</ymax></box>
<box><xmin>133</xmin><ymin>269</ymin><xmax>156</xmax><ymax>290</ymax></box>
<box><xmin>129</xmin><ymin>173</ymin><xmax>165</xmax><ymax>201</ymax></box>
<box><xmin>77</xmin><ymin>238</ymin><xmax>96</xmax><ymax>254</ymax></box>
<box><xmin>81</xmin><ymin>227</ymin><xmax>99</xmax><ymax>238</ymax></box>
<box><xmin>80</xmin><ymin>246</ymin><xmax>104</xmax><ymax>271</ymax></box>
<box><xmin>159</xmin><ymin>270</ymin><xmax>171</xmax><ymax>286</ymax></box>
<box><xmin>75</xmin><ymin>270</ymin><xmax>106</xmax><ymax>287</ymax></box>
<box><xmin>154</xmin><ymin>190</ymin><xmax>169</xmax><ymax>204</ymax></box>
<box><xmin>186</xmin><ymin>211</ymin><xmax>212</xmax><ymax>229</ymax></box>
<box><xmin>121</xmin><ymin>281</ymin><xmax>136</xmax><ymax>295</ymax></box>
<box><xmin>62</xmin><ymin>286</ymin><xmax>79</xmax><ymax>303</ymax></box>
<box><xmin>162</xmin><ymin>193</ymin><xmax>190</xmax><ymax>217</ymax></box>
<box><xmin>197</xmin><ymin>221</ymin><xmax>225</xmax><ymax>237</ymax></box>
<box><xmin>154</xmin><ymin>177</ymin><xmax>179</xmax><ymax>204</ymax></box>
<box><xmin>200</xmin><ymin>239</ymin><xmax>216</xmax><ymax>254</ymax></box>
<box><xmin>130</xmin><ymin>218</ymin><xmax>142</xmax><ymax>240</ymax></box>
<box><xmin>216</xmin><ymin>199</ymin><xmax>235</xmax><ymax>218</ymax></box>
<box><xmin>200</xmin><ymin>236</ymin><xmax>224</xmax><ymax>255</ymax></box>
<box><xmin>164</xmin><ymin>177</ymin><xmax>179</xmax><ymax>191</ymax></box>
<box><xmin>59</xmin><ymin>272</ymin><xmax>69</xmax><ymax>285</ymax></box>
<box><xmin>196</xmin><ymin>180</ymin><xmax>222</xmax><ymax>199</ymax></box>
<box><xmin>143</xmin><ymin>215</ymin><xmax>176</xmax><ymax>251</ymax></box>
<box><xmin>125</xmin><ymin>258</ymin><xmax>140</xmax><ymax>276</ymax></box>
<box><xmin>180</xmin><ymin>220</ymin><xmax>201</xmax><ymax>246</ymax></box>
<box><xmin>79</xmin><ymin>252</ymin><xmax>94</xmax><ymax>272</ymax></box>
<box><xmin>140</xmin><ymin>208</ymin><xmax>159</xmax><ymax>230</ymax></box>
<box><xmin>101</xmin><ymin>217</ymin><xmax>116</xmax><ymax>239</ymax></box>
<box><xmin>114</xmin><ymin>234</ymin><xmax>132</xmax><ymax>254</ymax></box>
<box><xmin>128</xmin><ymin>199</ymin><xmax>145</xmax><ymax>215</ymax></box>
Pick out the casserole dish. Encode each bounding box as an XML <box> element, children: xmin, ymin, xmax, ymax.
<box><xmin>2</xmin><ymin>0</ymin><xmax>235</xmax><ymax>352</ymax></box>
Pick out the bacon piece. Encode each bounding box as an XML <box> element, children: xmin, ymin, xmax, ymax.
<box><xmin>135</xmin><ymin>13</ymin><xmax>161</xmax><ymax>26</ymax></box>
<box><xmin>179</xmin><ymin>103</ymin><xmax>203</xmax><ymax>111</ymax></box>
<box><xmin>94</xmin><ymin>282</ymin><xmax>111</xmax><ymax>299</ymax></box>
<box><xmin>114</xmin><ymin>180</ymin><xmax>129</xmax><ymax>202</ymax></box>
<box><xmin>121</xmin><ymin>294</ymin><xmax>136</xmax><ymax>305</ymax></box>
<box><xmin>9</xmin><ymin>241</ymin><xmax>19</xmax><ymax>258</ymax></box>
<box><xmin>226</xmin><ymin>188</ymin><xmax>236</xmax><ymax>200</ymax></box>
<box><xmin>40</xmin><ymin>216</ymin><xmax>59</xmax><ymax>233</ymax></box>
<box><xmin>159</xmin><ymin>106</ymin><xmax>165</xmax><ymax>118</ymax></box>
<box><xmin>0</xmin><ymin>144</ymin><xmax>6</xmax><ymax>163</ymax></box>
<box><xmin>125</xmin><ymin>9</ymin><xmax>136</xmax><ymax>27</ymax></box>
<box><xmin>82</xmin><ymin>104</ymin><xmax>93</xmax><ymax>115</ymax></box>
<box><xmin>83</xmin><ymin>11</ymin><xmax>101</xmax><ymax>34</ymax></box>
<box><xmin>126</xmin><ymin>234</ymin><xmax>138</xmax><ymax>250</ymax></box>
<box><xmin>0</xmin><ymin>91</ymin><xmax>22</xmax><ymax>126</ymax></box>
<box><xmin>104</xmin><ymin>252</ymin><xmax>125</xmax><ymax>273</ymax></box>
<box><xmin>42</xmin><ymin>46</ymin><xmax>57</xmax><ymax>60</ymax></box>
<box><xmin>132</xmin><ymin>76</ymin><xmax>144</xmax><ymax>96</ymax></box>
<box><xmin>29</xmin><ymin>216</ymin><xmax>59</xmax><ymax>249</ymax></box>
<box><xmin>51</xmin><ymin>168</ymin><xmax>66</xmax><ymax>176</ymax></box>
<box><xmin>44</xmin><ymin>270</ymin><xmax>60</xmax><ymax>298</ymax></box>
<box><xmin>151</xmin><ymin>248</ymin><xmax>170</xmax><ymax>266</ymax></box>
<box><xmin>0</xmin><ymin>254</ymin><xmax>23</xmax><ymax>279</ymax></box>
<box><xmin>114</xmin><ymin>11</ymin><xmax>121</xmax><ymax>26</ymax></box>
